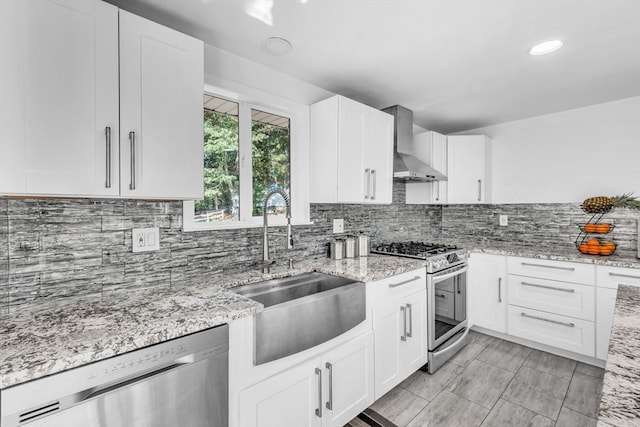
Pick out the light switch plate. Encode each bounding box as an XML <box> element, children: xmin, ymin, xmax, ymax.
<box><xmin>132</xmin><ymin>227</ymin><xmax>160</xmax><ymax>252</ymax></box>
<box><xmin>333</xmin><ymin>219</ymin><xmax>344</xmax><ymax>233</ymax></box>
<box><xmin>499</xmin><ymin>215</ymin><xmax>508</xmax><ymax>226</ymax></box>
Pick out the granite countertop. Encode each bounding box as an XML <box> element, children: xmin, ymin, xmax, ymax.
<box><xmin>598</xmin><ymin>284</ymin><xmax>640</xmax><ymax>426</ymax></box>
<box><xmin>0</xmin><ymin>254</ymin><xmax>426</xmax><ymax>389</ymax></box>
<box><xmin>459</xmin><ymin>242</ymin><xmax>640</xmax><ymax>269</ymax></box>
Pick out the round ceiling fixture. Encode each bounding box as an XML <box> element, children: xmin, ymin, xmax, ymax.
<box><xmin>264</xmin><ymin>37</ymin><xmax>293</xmax><ymax>56</ymax></box>
<box><xmin>529</xmin><ymin>40</ymin><xmax>563</xmax><ymax>56</ymax></box>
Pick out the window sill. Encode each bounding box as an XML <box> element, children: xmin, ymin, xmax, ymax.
<box><xmin>182</xmin><ymin>218</ymin><xmax>313</xmax><ymax>232</ymax></box>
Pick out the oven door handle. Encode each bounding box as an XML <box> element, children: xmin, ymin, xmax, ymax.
<box><xmin>433</xmin><ymin>265</ymin><xmax>469</xmax><ymax>283</ymax></box>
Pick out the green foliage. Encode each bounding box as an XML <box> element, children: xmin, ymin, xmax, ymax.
<box><xmin>196</xmin><ymin>108</ymin><xmax>290</xmax><ymax>221</ymax></box>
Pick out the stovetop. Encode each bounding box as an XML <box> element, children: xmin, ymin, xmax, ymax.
<box><xmin>371</xmin><ymin>241</ymin><xmax>468</xmax><ymax>273</ymax></box>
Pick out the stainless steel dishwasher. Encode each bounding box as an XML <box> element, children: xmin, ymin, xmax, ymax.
<box><xmin>0</xmin><ymin>324</ymin><xmax>228</xmax><ymax>427</ymax></box>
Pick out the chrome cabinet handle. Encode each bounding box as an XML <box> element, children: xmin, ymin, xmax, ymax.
<box><xmin>129</xmin><ymin>131</ymin><xmax>136</xmax><ymax>190</ymax></box>
<box><xmin>435</xmin><ymin>293</ymin><xmax>446</xmax><ymax>298</ymax></box>
<box><xmin>325</xmin><ymin>362</ymin><xmax>333</xmax><ymax>410</ymax></box>
<box><xmin>371</xmin><ymin>169</ymin><xmax>376</xmax><ymax>200</ymax></box>
<box><xmin>389</xmin><ymin>275</ymin><xmax>421</xmax><ymax>288</ymax></box>
<box><xmin>315</xmin><ymin>368</ymin><xmax>322</xmax><ymax>418</ymax></box>
<box><xmin>609</xmin><ymin>272</ymin><xmax>640</xmax><ymax>280</ymax></box>
<box><xmin>477</xmin><ymin>179</ymin><xmax>482</xmax><ymax>201</ymax></box>
<box><xmin>520</xmin><ymin>312</ymin><xmax>575</xmax><ymax>328</ymax></box>
<box><xmin>364</xmin><ymin>168</ymin><xmax>370</xmax><ymax>199</ymax></box>
<box><xmin>105</xmin><ymin>127</ymin><xmax>111</xmax><ymax>188</ymax></box>
<box><xmin>435</xmin><ymin>182</ymin><xmax>440</xmax><ymax>201</ymax></box>
<box><xmin>498</xmin><ymin>277</ymin><xmax>502</xmax><ymax>303</ymax></box>
<box><xmin>400</xmin><ymin>306</ymin><xmax>407</xmax><ymax>341</ymax></box>
<box><xmin>521</xmin><ymin>281</ymin><xmax>575</xmax><ymax>293</ymax></box>
<box><xmin>406</xmin><ymin>303</ymin><xmax>413</xmax><ymax>338</ymax></box>
<box><xmin>521</xmin><ymin>262</ymin><xmax>575</xmax><ymax>271</ymax></box>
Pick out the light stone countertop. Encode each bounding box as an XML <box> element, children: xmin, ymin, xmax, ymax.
<box><xmin>0</xmin><ymin>254</ymin><xmax>426</xmax><ymax>389</ymax></box>
<box><xmin>598</xmin><ymin>285</ymin><xmax>640</xmax><ymax>426</ymax></box>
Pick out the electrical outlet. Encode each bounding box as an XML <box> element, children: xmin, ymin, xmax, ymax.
<box><xmin>499</xmin><ymin>215</ymin><xmax>508</xmax><ymax>226</ymax></box>
<box><xmin>333</xmin><ymin>218</ymin><xmax>344</xmax><ymax>233</ymax></box>
<box><xmin>132</xmin><ymin>227</ymin><xmax>160</xmax><ymax>252</ymax></box>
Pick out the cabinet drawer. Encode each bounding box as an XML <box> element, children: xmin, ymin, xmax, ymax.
<box><xmin>508</xmin><ymin>257</ymin><xmax>594</xmax><ymax>285</ymax></box>
<box><xmin>507</xmin><ymin>275</ymin><xmax>594</xmax><ymax>321</ymax></box>
<box><xmin>374</xmin><ymin>268</ymin><xmax>426</xmax><ymax>303</ymax></box>
<box><xmin>596</xmin><ymin>265</ymin><xmax>640</xmax><ymax>290</ymax></box>
<box><xmin>507</xmin><ymin>306</ymin><xmax>594</xmax><ymax>356</ymax></box>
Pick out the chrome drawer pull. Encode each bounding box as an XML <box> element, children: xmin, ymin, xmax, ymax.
<box><xmin>435</xmin><ymin>293</ymin><xmax>446</xmax><ymax>298</ymax></box>
<box><xmin>325</xmin><ymin>362</ymin><xmax>333</xmax><ymax>411</ymax></box>
<box><xmin>609</xmin><ymin>272</ymin><xmax>640</xmax><ymax>280</ymax></box>
<box><xmin>521</xmin><ymin>281</ymin><xmax>575</xmax><ymax>293</ymax></box>
<box><xmin>315</xmin><ymin>368</ymin><xmax>322</xmax><ymax>418</ymax></box>
<box><xmin>388</xmin><ymin>276</ymin><xmax>421</xmax><ymax>288</ymax></box>
<box><xmin>521</xmin><ymin>262</ymin><xmax>575</xmax><ymax>271</ymax></box>
<box><xmin>498</xmin><ymin>277</ymin><xmax>502</xmax><ymax>303</ymax></box>
<box><xmin>400</xmin><ymin>306</ymin><xmax>407</xmax><ymax>341</ymax></box>
<box><xmin>105</xmin><ymin>126</ymin><xmax>111</xmax><ymax>188</ymax></box>
<box><xmin>520</xmin><ymin>312</ymin><xmax>575</xmax><ymax>328</ymax></box>
<box><xmin>406</xmin><ymin>303</ymin><xmax>413</xmax><ymax>338</ymax></box>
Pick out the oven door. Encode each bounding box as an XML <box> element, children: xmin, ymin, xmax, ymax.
<box><xmin>428</xmin><ymin>264</ymin><xmax>468</xmax><ymax>350</ymax></box>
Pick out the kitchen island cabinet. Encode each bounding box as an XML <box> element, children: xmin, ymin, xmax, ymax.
<box><xmin>0</xmin><ymin>0</ymin><xmax>203</xmax><ymax>200</ymax></box>
<box><xmin>310</xmin><ymin>95</ymin><xmax>394</xmax><ymax>204</ymax></box>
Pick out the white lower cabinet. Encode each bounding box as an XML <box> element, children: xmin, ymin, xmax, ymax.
<box><xmin>595</xmin><ymin>265</ymin><xmax>640</xmax><ymax>360</ymax></box>
<box><xmin>507</xmin><ymin>306</ymin><xmax>595</xmax><ymax>355</ymax></box>
<box><xmin>468</xmin><ymin>253</ymin><xmax>507</xmax><ymax>333</ymax></box>
<box><xmin>238</xmin><ymin>331</ymin><xmax>374</xmax><ymax>427</ymax></box>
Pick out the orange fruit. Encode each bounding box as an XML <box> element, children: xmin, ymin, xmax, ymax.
<box><xmin>602</xmin><ymin>241</ymin><xmax>616</xmax><ymax>251</ymax></box>
<box><xmin>588</xmin><ymin>247</ymin><xmax>600</xmax><ymax>255</ymax></box>
<box><xmin>584</xmin><ymin>223</ymin><xmax>597</xmax><ymax>233</ymax></box>
<box><xmin>599</xmin><ymin>249</ymin><xmax>614</xmax><ymax>256</ymax></box>
<box><xmin>586</xmin><ymin>238</ymin><xmax>600</xmax><ymax>247</ymax></box>
<box><xmin>578</xmin><ymin>244</ymin><xmax>589</xmax><ymax>254</ymax></box>
<box><xmin>596</xmin><ymin>223</ymin><xmax>612</xmax><ymax>233</ymax></box>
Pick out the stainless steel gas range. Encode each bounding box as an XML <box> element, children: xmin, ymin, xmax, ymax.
<box><xmin>372</xmin><ymin>241</ymin><xmax>470</xmax><ymax>373</ymax></box>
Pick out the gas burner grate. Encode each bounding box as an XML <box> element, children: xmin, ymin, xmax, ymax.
<box><xmin>372</xmin><ymin>241</ymin><xmax>459</xmax><ymax>259</ymax></box>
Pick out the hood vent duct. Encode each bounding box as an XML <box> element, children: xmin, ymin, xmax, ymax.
<box><xmin>382</xmin><ymin>105</ymin><xmax>447</xmax><ymax>182</ymax></box>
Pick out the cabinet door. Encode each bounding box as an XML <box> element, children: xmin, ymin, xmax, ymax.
<box><xmin>364</xmin><ymin>109</ymin><xmax>394</xmax><ymax>204</ymax></box>
<box><xmin>0</xmin><ymin>0</ymin><xmax>119</xmax><ymax>197</ymax></box>
<box><xmin>238</xmin><ymin>358</ymin><xmax>322</xmax><ymax>427</ymax></box>
<box><xmin>447</xmin><ymin>135</ymin><xmax>490</xmax><ymax>204</ymax></box>
<box><xmin>336</xmin><ymin>97</ymin><xmax>367</xmax><ymax>203</ymax></box>
<box><xmin>323</xmin><ymin>331</ymin><xmax>374</xmax><ymax>427</ymax></box>
<box><xmin>469</xmin><ymin>253</ymin><xmax>507</xmax><ymax>333</ymax></box>
<box><xmin>119</xmin><ymin>10</ymin><xmax>204</xmax><ymax>200</ymax></box>
<box><xmin>406</xmin><ymin>132</ymin><xmax>448</xmax><ymax>205</ymax></box>
<box><xmin>402</xmin><ymin>290</ymin><xmax>428</xmax><ymax>373</ymax></box>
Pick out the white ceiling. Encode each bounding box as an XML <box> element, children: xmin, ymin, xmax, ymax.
<box><xmin>105</xmin><ymin>0</ymin><xmax>640</xmax><ymax>134</ymax></box>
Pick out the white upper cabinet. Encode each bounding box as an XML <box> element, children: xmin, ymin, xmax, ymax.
<box><xmin>119</xmin><ymin>10</ymin><xmax>203</xmax><ymax>199</ymax></box>
<box><xmin>310</xmin><ymin>95</ymin><xmax>393</xmax><ymax>204</ymax></box>
<box><xmin>405</xmin><ymin>131</ymin><xmax>447</xmax><ymax>204</ymax></box>
<box><xmin>0</xmin><ymin>0</ymin><xmax>204</xmax><ymax>200</ymax></box>
<box><xmin>0</xmin><ymin>0</ymin><xmax>120</xmax><ymax>197</ymax></box>
<box><xmin>447</xmin><ymin>135</ymin><xmax>492</xmax><ymax>204</ymax></box>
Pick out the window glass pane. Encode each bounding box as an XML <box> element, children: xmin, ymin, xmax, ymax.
<box><xmin>195</xmin><ymin>95</ymin><xmax>239</xmax><ymax>223</ymax></box>
<box><xmin>251</xmin><ymin>109</ymin><xmax>291</xmax><ymax>218</ymax></box>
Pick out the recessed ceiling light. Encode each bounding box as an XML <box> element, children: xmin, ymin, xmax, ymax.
<box><xmin>264</xmin><ymin>37</ymin><xmax>293</xmax><ymax>56</ymax></box>
<box><xmin>529</xmin><ymin>40</ymin><xmax>563</xmax><ymax>56</ymax></box>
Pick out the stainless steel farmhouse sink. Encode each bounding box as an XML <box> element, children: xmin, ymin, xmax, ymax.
<box><xmin>233</xmin><ymin>272</ymin><xmax>365</xmax><ymax>365</ymax></box>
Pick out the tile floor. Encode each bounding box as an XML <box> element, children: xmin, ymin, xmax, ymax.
<box><xmin>368</xmin><ymin>330</ymin><xmax>604</xmax><ymax>427</ymax></box>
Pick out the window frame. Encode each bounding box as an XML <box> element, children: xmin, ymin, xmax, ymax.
<box><xmin>183</xmin><ymin>83</ymin><xmax>310</xmax><ymax>231</ymax></box>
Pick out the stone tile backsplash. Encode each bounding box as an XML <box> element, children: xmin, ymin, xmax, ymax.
<box><xmin>0</xmin><ymin>183</ymin><xmax>638</xmax><ymax>313</ymax></box>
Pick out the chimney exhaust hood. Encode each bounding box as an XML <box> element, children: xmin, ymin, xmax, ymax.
<box><xmin>382</xmin><ymin>105</ymin><xmax>447</xmax><ymax>182</ymax></box>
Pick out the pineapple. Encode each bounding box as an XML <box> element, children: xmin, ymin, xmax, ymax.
<box><xmin>581</xmin><ymin>193</ymin><xmax>640</xmax><ymax>213</ymax></box>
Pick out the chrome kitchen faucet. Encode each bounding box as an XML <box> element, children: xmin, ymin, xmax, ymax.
<box><xmin>261</xmin><ymin>188</ymin><xmax>293</xmax><ymax>273</ymax></box>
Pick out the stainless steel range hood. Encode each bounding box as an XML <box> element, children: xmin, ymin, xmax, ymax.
<box><xmin>382</xmin><ymin>105</ymin><xmax>447</xmax><ymax>182</ymax></box>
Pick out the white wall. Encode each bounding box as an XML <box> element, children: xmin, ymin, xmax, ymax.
<box><xmin>463</xmin><ymin>96</ymin><xmax>640</xmax><ymax>203</ymax></box>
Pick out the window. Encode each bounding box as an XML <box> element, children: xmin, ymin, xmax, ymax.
<box><xmin>183</xmin><ymin>87</ymin><xmax>308</xmax><ymax>231</ymax></box>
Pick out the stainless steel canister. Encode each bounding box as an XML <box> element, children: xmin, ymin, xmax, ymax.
<box><xmin>356</xmin><ymin>234</ymin><xmax>370</xmax><ymax>257</ymax></box>
<box><xmin>344</xmin><ymin>236</ymin><xmax>356</xmax><ymax>258</ymax></box>
<box><xmin>330</xmin><ymin>240</ymin><xmax>344</xmax><ymax>260</ymax></box>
